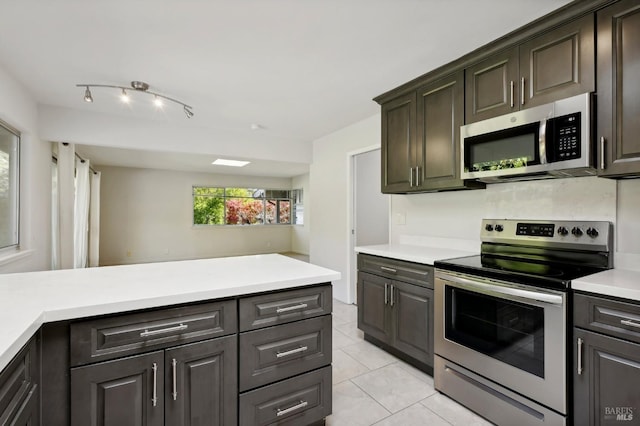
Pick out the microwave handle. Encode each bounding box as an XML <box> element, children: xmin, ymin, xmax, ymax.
<box><xmin>539</xmin><ymin>119</ymin><xmax>547</xmax><ymax>164</ymax></box>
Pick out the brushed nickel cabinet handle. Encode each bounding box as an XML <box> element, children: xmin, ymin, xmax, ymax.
<box><xmin>390</xmin><ymin>284</ymin><xmax>395</xmax><ymax>307</ymax></box>
<box><xmin>577</xmin><ymin>338</ymin><xmax>583</xmax><ymax>375</ymax></box>
<box><xmin>600</xmin><ymin>137</ymin><xmax>606</xmax><ymax>170</ymax></box>
<box><xmin>171</xmin><ymin>358</ymin><xmax>178</xmax><ymax>401</ymax></box>
<box><xmin>276</xmin><ymin>303</ymin><xmax>308</xmax><ymax>314</ymax></box>
<box><xmin>152</xmin><ymin>362</ymin><xmax>158</xmax><ymax>407</ymax></box>
<box><xmin>621</xmin><ymin>319</ymin><xmax>640</xmax><ymax>329</ymax></box>
<box><xmin>384</xmin><ymin>283</ymin><xmax>388</xmax><ymax>305</ymax></box>
<box><xmin>409</xmin><ymin>167</ymin><xmax>414</xmax><ymax>187</ymax></box>
<box><xmin>140</xmin><ymin>323</ymin><xmax>188</xmax><ymax>338</ymax></box>
<box><xmin>276</xmin><ymin>400</ymin><xmax>308</xmax><ymax>417</ymax></box>
<box><xmin>380</xmin><ymin>266</ymin><xmax>397</xmax><ymax>274</ymax></box>
<box><xmin>276</xmin><ymin>346</ymin><xmax>308</xmax><ymax>358</ymax></box>
<box><xmin>510</xmin><ymin>80</ymin><xmax>514</xmax><ymax>108</ymax></box>
<box><xmin>415</xmin><ymin>166</ymin><xmax>420</xmax><ymax>187</ymax></box>
<box><xmin>521</xmin><ymin>77</ymin><xmax>525</xmax><ymax>106</ymax></box>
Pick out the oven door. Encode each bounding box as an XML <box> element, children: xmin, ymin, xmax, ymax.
<box><xmin>435</xmin><ymin>270</ymin><xmax>567</xmax><ymax>414</ymax></box>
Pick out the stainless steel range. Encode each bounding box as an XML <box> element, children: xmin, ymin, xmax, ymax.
<box><xmin>434</xmin><ymin>219</ymin><xmax>613</xmax><ymax>426</ymax></box>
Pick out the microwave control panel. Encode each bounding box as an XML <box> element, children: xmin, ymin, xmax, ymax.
<box><xmin>550</xmin><ymin>112</ymin><xmax>581</xmax><ymax>161</ymax></box>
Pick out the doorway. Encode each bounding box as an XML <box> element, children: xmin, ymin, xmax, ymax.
<box><xmin>348</xmin><ymin>148</ymin><xmax>390</xmax><ymax>304</ymax></box>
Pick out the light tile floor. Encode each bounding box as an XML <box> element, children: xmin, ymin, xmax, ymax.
<box><xmin>326</xmin><ymin>299</ymin><xmax>494</xmax><ymax>426</ymax></box>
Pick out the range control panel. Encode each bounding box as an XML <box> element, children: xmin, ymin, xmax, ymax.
<box><xmin>481</xmin><ymin>219</ymin><xmax>612</xmax><ymax>252</ymax></box>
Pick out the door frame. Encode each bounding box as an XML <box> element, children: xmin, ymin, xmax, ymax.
<box><xmin>346</xmin><ymin>145</ymin><xmax>391</xmax><ymax>305</ymax></box>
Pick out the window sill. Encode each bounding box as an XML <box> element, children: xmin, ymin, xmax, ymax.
<box><xmin>0</xmin><ymin>249</ymin><xmax>34</xmax><ymax>267</ymax></box>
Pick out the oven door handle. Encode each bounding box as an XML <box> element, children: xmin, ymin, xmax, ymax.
<box><xmin>441</xmin><ymin>274</ymin><xmax>563</xmax><ymax>305</ymax></box>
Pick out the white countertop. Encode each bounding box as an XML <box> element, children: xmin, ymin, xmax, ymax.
<box><xmin>573</xmin><ymin>268</ymin><xmax>640</xmax><ymax>302</ymax></box>
<box><xmin>355</xmin><ymin>243</ymin><xmax>477</xmax><ymax>265</ymax></box>
<box><xmin>0</xmin><ymin>254</ymin><xmax>340</xmax><ymax>372</ymax></box>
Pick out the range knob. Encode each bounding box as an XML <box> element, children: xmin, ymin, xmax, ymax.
<box><xmin>557</xmin><ymin>226</ymin><xmax>569</xmax><ymax>236</ymax></box>
<box><xmin>485</xmin><ymin>224</ymin><xmax>494</xmax><ymax>232</ymax></box>
<box><xmin>586</xmin><ymin>227</ymin><xmax>599</xmax><ymax>238</ymax></box>
<box><xmin>571</xmin><ymin>227</ymin><xmax>583</xmax><ymax>237</ymax></box>
<box><xmin>495</xmin><ymin>224</ymin><xmax>504</xmax><ymax>232</ymax></box>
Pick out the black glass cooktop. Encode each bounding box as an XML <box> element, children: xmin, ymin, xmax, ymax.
<box><xmin>435</xmin><ymin>253</ymin><xmax>608</xmax><ymax>290</ymax></box>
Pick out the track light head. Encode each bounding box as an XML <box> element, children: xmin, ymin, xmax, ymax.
<box><xmin>83</xmin><ymin>86</ymin><xmax>93</xmax><ymax>103</ymax></box>
<box><xmin>120</xmin><ymin>89</ymin><xmax>130</xmax><ymax>104</ymax></box>
<box><xmin>184</xmin><ymin>105</ymin><xmax>194</xmax><ymax>118</ymax></box>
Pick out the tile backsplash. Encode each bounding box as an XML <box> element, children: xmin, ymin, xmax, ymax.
<box><xmin>391</xmin><ymin>176</ymin><xmax>619</xmax><ymax>245</ymax></box>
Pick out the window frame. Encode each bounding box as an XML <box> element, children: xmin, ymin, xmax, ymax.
<box><xmin>192</xmin><ymin>186</ymin><xmax>302</xmax><ymax>226</ymax></box>
<box><xmin>0</xmin><ymin>119</ymin><xmax>20</xmax><ymax>252</ymax></box>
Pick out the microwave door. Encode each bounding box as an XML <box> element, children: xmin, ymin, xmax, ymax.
<box><xmin>462</xmin><ymin>121</ymin><xmax>542</xmax><ymax>180</ymax></box>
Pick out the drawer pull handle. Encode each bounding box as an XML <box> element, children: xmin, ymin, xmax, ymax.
<box><xmin>276</xmin><ymin>400</ymin><xmax>308</xmax><ymax>417</ymax></box>
<box><xmin>151</xmin><ymin>362</ymin><xmax>158</xmax><ymax>407</ymax></box>
<box><xmin>380</xmin><ymin>266</ymin><xmax>397</xmax><ymax>274</ymax></box>
<box><xmin>171</xmin><ymin>358</ymin><xmax>178</xmax><ymax>401</ymax></box>
<box><xmin>276</xmin><ymin>303</ymin><xmax>308</xmax><ymax>314</ymax></box>
<box><xmin>140</xmin><ymin>323</ymin><xmax>188</xmax><ymax>338</ymax></box>
<box><xmin>276</xmin><ymin>346</ymin><xmax>308</xmax><ymax>358</ymax></box>
<box><xmin>621</xmin><ymin>319</ymin><xmax>640</xmax><ymax>329</ymax></box>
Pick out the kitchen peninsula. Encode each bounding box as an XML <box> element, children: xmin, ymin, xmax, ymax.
<box><xmin>0</xmin><ymin>254</ymin><xmax>339</xmax><ymax>425</ymax></box>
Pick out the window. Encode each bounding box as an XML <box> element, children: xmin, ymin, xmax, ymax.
<box><xmin>0</xmin><ymin>121</ymin><xmax>19</xmax><ymax>250</ymax></box>
<box><xmin>193</xmin><ymin>187</ymin><xmax>303</xmax><ymax>226</ymax></box>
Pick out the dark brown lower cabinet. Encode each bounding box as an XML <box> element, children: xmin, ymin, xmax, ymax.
<box><xmin>574</xmin><ymin>328</ymin><xmax>640</xmax><ymax>425</ymax></box>
<box><xmin>71</xmin><ymin>336</ymin><xmax>237</xmax><ymax>426</ymax></box>
<box><xmin>357</xmin><ymin>258</ymin><xmax>434</xmax><ymax>370</ymax></box>
<box><xmin>0</xmin><ymin>334</ymin><xmax>40</xmax><ymax>426</ymax></box>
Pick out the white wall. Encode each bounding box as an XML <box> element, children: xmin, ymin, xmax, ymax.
<box><xmin>291</xmin><ymin>173</ymin><xmax>310</xmax><ymax>255</ymax></box>
<box><xmin>98</xmin><ymin>166</ymin><xmax>297</xmax><ymax>266</ymax></box>
<box><xmin>0</xmin><ymin>65</ymin><xmax>51</xmax><ymax>273</ymax></box>
<box><xmin>310</xmin><ymin>114</ymin><xmax>381</xmax><ymax>302</ymax></box>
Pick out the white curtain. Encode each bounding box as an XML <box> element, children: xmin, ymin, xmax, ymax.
<box><xmin>88</xmin><ymin>171</ymin><xmax>101</xmax><ymax>267</ymax></box>
<box><xmin>57</xmin><ymin>142</ymin><xmax>75</xmax><ymax>269</ymax></box>
<box><xmin>73</xmin><ymin>158</ymin><xmax>90</xmax><ymax>268</ymax></box>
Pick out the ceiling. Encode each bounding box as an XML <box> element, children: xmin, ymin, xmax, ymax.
<box><xmin>0</xmin><ymin>0</ymin><xmax>572</xmax><ymax>177</ymax></box>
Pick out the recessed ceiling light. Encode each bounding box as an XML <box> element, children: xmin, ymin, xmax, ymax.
<box><xmin>250</xmin><ymin>123</ymin><xmax>264</xmax><ymax>131</ymax></box>
<box><xmin>212</xmin><ymin>158</ymin><xmax>250</xmax><ymax>167</ymax></box>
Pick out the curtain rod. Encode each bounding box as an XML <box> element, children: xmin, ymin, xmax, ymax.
<box><xmin>52</xmin><ymin>148</ymin><xmax>98</xmax><ymax>175</ymax></box>
<box><xmin>74</xmin><ymin>152</ymin><xmax>98</xmax><ymax>175</ymax></box>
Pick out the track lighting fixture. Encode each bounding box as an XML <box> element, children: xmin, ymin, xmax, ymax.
<box><xmin>76</xmin><ymin>81</ymin><xmax>194</xmax><ymax>117</ymax></box>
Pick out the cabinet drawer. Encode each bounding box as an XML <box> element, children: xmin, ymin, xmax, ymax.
<box><xmin>70</xmin><ymin>299</ymin><xmax>237</xmax><ymax>366</ymax></box>
<box><xmin>358</xmin><ymin>254</ymin><xmax>433</xmax><ymax>287</ymax></box>
<box><xmin>575</xmin><ymin>293</ymin><xmax>640</xmax><ymax>344</ymax></box>
<box><xmin>239</xmin><ymin>285</ymin><xmax>332</xmax><ymax>331</ymax></box>
<box><xmin>239</xmin><ymin>365</ymin><xmax>332</xmax><ymax>426</ymax></box>
<box><xmin>239</xmin><ymin>315</ymin><xmax>332</xmax><ymax>391</ymax></box>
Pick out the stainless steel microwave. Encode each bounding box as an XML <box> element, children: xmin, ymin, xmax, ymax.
<box><xmin>460</xmin><ymin>92</ymin><xmax>595</xmax><ymax>183</ymax></box>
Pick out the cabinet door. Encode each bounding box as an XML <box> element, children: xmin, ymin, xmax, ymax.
<box><xmin>597</xmin><ymin>0</ymin><xmax>640</xmax><ymax>177</ymax></box>
<box><xmin>357</xmin><ymin>272</ymin><xmax>391</xmax><ymax>344</ymax></box>
<box><xmin>165</xmin><ymin>336</ymin><xmax>237</xmax><ymax>426</ymax></box>
<box><xmin>574</xmin><ymin>329</ymin><xmax>640</xmax><ymax>426</ymax></box>
<box><xmin>381</xmin><ymin>92</ymin><xmax>416</xmax><ymax>193</ymax></box>
<box><xmin>416</xmin><ymin>71</ymin><xmax>466</xmax><ymax>191</ymax></box>
<box><xmin>70</xmin><ymin>351</ymin><xmax>164</xmax><ymax>426</ymax></box>
<box><xmin>391</xmin><ymin>281</ymin><xmax>433</xmax><ymax>366</ymax></box>
<box><xmin>465</xmin><ymin>47</ymin><xmax>519</xmax><ymax>123</ymax></box>
<box><xmin>520</xmin><ymin>14</ymin><xmax>595</xmax><ymax>109</ymax></box>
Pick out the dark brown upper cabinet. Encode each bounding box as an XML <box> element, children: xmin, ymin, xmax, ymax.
<box><xmin>596</xmin><ymin>0</ymin><xmax>640</xmax><ymax>177</ymax></box>
<box><xmin>380</xmin><ymin>71</ymin><xmax>483</xmax><ymax>193</ymax></box>
<box><xmin>380</xmin><ymin>92</ymin><xmax>415</xmax><ymax>193</ymax></box>
<box><xmin>465</xmin><ymin>14</ymin><xmax>595</xmax><ymax>124</ymax></box>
